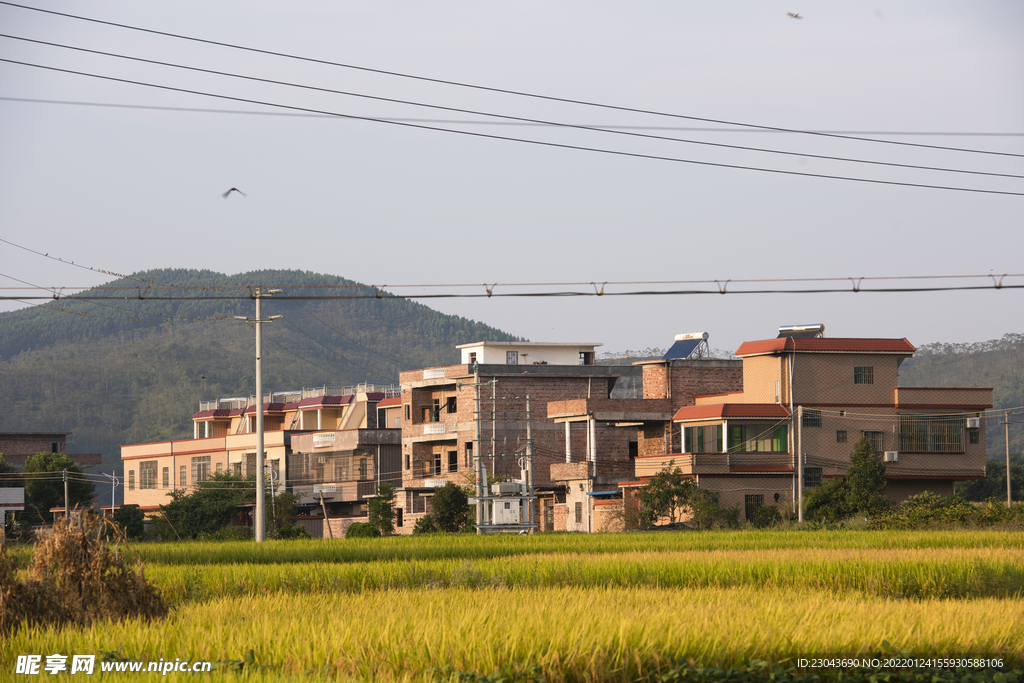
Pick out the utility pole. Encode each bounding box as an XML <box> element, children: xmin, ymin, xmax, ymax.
<box><xmin>525</xmin><ymin>395</ymin><xmax>534</xmax><ymax>531</ymax></box>
<box><xmin>797</xmin><ymin>406</ymin><xmax>803</xmax><ymax>523</ymax></box>
<box><xmin>63</xmin><ymin>468</ymin><xmax>69</xmax><ymax>520</ymax></box>
<box><xmin>474</xmin><ymin>365</ymin><xmax>484</xmax><ymax>534</ymax></box>
<box><xmin>103</xmin><ymin>472</ymin><xmax>119</xmax><ymax>517</ymax></box>
<box><xmin>235</xmin><ymin>287</ymin><xmax>283</xmax><ymax>543</ymax></box>
<box><xmin>1007</xmin><ymin>411</ymin><xmax>1013</xmax><ymax>508</ymax></box>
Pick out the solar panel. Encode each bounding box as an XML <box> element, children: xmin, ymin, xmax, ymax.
<box><xmin>662</xmin><ymin>339</ymin><xmax>702</xmax><ymax>360</ymax></box>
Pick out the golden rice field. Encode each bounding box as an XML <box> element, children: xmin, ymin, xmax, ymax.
<box><xmin>6</xmin><ymin>530</ymin><xmax>1024</xmax><ymax>682</ymax></box>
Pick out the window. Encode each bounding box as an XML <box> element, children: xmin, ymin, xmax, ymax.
<box><xmin>744</xmin><ymin>494</ymin><xmax>764</xmax><ymax>521</ymax></box>
<box><xmin>404</xmin><ymin>404</ymin><xmax>410</xmax><ymax>421</ymax></box>
<box><xmin>216</xmin><ymin>462</ymin><xmax>224</xmax><ymax>474</ymax></box>
<box><xmin>898</xmin><ymin>415</ymin><xmax>965</xmax><ymax>453</ymax></box>
<box><xmin>51</xmin><ymin>442</ymin><xmax>59</xmax><ymax>453</ymax></box>
<box><xmin>180</xmin><ymin>465</ymin><xmax>187</xmax><ymax>487</ymax></box>
<box><xmin>396</xmin><ymin>508</ymin><xmax>404</xmax><ymax>527</ymax></box>
<box><xmin>359</xmin><ymin>458</ymin><xmax>368</xmax><ymax>479</ymax></box>
<box><xmin>191</xmin><ymin>456</ymin><xmax>211</xmax><ymax>483</ymax></box>
<box><xmin>727</xmin><ymin>424</ymin><xmax>788</xmax><ymax>453</ymax></box>
<box><xmin>802</xmin><ymin>410</ymin><xmax>822</xmax><ymax>428</ymax></box>
<box><xmin>468</xmin><ymin>352</ymin><xmax>477</xmax><ymax>365</ymax></box>
<box><xmin>405</xmin><ymin>452</ymin><xmax>410</xmax><ymax>470</ymax></box>
<box><xmin>413</xmin><ymin>493</ymin><xmax>426</xmax><ymax>514</ymax></box>
<box><xmin>854</xmin><ymin>366</ymin><xmax>874</xmax><ymax>384</ymax></box>
<box><xmin>836</xmin><ymin>430</ymin><xmax>847</xmax><ymax>443</ymax></box>
<box><xmin>969</xmin><ymin>430</ymin><xmax>980</xmax><ymax>444</ymax></box>
<box><xmin>162</xmin><ymin>467</ymin><xmax>170</xmax><ymax>489</ymax></box>
<box><xmin>628</xmin><ymin>441</ymin><xmax>638</xmax><ymax>459</ymax></box>
<box><xmin>506</xmin><ymin>351</ymin><xmax>518</xmax><ymax>365</ymax></box>
<box><xmin>139</xmin><ymin>461</ymin><xmax>157</xmax><ymax>490</ymax></box>
<box><xmin>394</xmin><ymin>416</ymin><xmax>402</xmax><ymax>428</ymax></box>
<box><xmin>579</xmin><ymin>351</ymin><xmax>595</xmax><ymax>365</ymax></box>
<box><xmin>804</xmin><ymin>466</ymin><xmax>822</xmax><ymax>489</ymax></box>
<box><xmin>863</xmin><ymin>431</ymin><xmax>884</xmax><ymax>453</ymax></box>
<box><xmin>446</xmin><ymin>396</ymin><xmax>457</xmax><ymax>414</ymax></box>
<box><xmin>128</xmin><ymin>470</ymin><xmax>135</xmax><ymax>491</ymax></box>
<box><xmin>433</xmin><ymin>452</ymin><xmax>441</xmax><ymax>476</ymax></box>
<box><xmin>465</xmin><ymin>441</ymin><xmax>473</xmax><ymax>468</ymax></box>
<box><xmin>574</xmin><ymin>501</ymin><xmax>583</xmax><ymax>525</ymax></box>
<box><xmin>448</xmin><ymin>450</ymin><xmax>458</xmax><ymax>473</ymax></box>
<box><xmin>544</xmin><ymin>500</ymin><xmax>554</xmax><ymax>528</ymax></box>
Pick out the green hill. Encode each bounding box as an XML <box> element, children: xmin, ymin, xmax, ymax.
<box><xmin>0</xmin><ymin>269</ymin><xmax>520</xmax><ymax>468</ymax></box>
<box><xmin>898</xmin><ymin>333</ymin><xmax>1024</xmax><ymax>460</ymax></box>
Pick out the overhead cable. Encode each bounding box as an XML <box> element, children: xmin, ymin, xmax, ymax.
<box><xmin>2</xmin><ymin>34</ymin><xmax>1021</xmax><ymax>181</ymax></box>
<box><xmin>1</xmin><ymin>1</ymin><xmax>1019</xmax><ymax>158</ymax></box>
<box><xmin>2</xmin><ymin>57</ymin><xmax>1023</xmax><ymax>197</ymax></box>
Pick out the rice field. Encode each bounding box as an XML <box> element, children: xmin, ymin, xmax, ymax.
<box><xmin>6</xmin><ymin>529</ymin><xmax>1024</xmax><ymax>681</ymax></box>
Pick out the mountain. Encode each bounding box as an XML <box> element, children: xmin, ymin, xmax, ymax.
<box><xmin>897</xmin><ymin>333</ymin><xmax>1024</xmax><ymax>459</ymax></box>
<box><xmin>0</xmin><ymin>269</ymin><xmax>520</xmax><ymax>469</ymax></box>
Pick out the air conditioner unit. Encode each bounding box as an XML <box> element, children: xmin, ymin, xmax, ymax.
<box><xmin>883</xmin><ymin>451</ymin><xmax>899</xmax><ymax>463</ymax></box>
<box><xmin>966</xmin><ymin>418</ymin><xmax>981</xmax><ymax>429</ymax></box>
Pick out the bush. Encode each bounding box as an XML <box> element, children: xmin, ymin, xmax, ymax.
<box><xmin>412</xmin><ymin>514</ymin><xmax>438</xmax><ymax>535</ymax></box>
<box><xmin>868</xmin><ymin>492</ymin><xmax>1024</xmax><ymax>530</ymax></box>
<box><xmin>751</xmin><ymin>505</ymin><xmax>782</xmax><ymax>529</ymax></box>
<box><xmin>344</xmin><ymin>522</ymin><xmax>380</xmax><ymax>539</ymax></box>
<box><xmin>432</xmin><ymin>483</ymin><xmax>470</xmax><ymax>533</ymax></box>
<box><xmin>0</xmin><ymin>513</ymin><xmax>166</xmax><ymax>635</ymax></box>
<box><xmin>108</xmin><ymin>505</ymin><xmax>145</xmax><ymax>542</ymax></box>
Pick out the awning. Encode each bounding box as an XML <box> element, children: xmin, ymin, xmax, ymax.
<box><xmin>585</xmin><ymin>490</ymin><xmax>621</xmax><ymax>496</ymax></box>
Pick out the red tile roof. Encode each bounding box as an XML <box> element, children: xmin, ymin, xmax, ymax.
<box><xmin>673</xmin><ymin>403</ymin><xmax>792</xmax><ymax>421</ymax></box>
<box><xmin>298</xmin><ymin>395</ymin><xmax>353</xmax><ymax>408</ymax></box>
<box><xmin>735</xmin><ymin>337</ymin><xmax>916</xmax><ymax>357</ymax></box>
<box><xmin>377</xmin><ymin>397</ymin><xmax>402</xmax><ymax>408</ymax></box>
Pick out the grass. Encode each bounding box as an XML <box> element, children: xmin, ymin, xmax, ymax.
<box><xmin>5</xmin><ymin>529</ymin><xmax>1024</xmax><ymax>681</ymax></box>
<box><xmin>8</xmin><ymin>587</ymin><xmax>1024</xmax><ymax>681</ymax></box>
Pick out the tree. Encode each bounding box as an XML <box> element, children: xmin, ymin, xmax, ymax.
<box><xmin>22</xmin><ymin>452</ymin><xmax>95</xmax><ymax>526</ymax></box>
<box><xmin>637</xmin><ymin>462</ymin><xmax>694</xmax><ymax>526</ymax></box>
<box><xmin>161</xmin><ymin>472</ymin><xmax>253</xmax><ymax>539</ymax></box>
<box><xmin>109</xmin><ymin>504</ymin><xmax>146</xmax><ymax>541</ymax></box>
<box><xmin>957</xmin><ymin>454</ymin><xmax>1024</xmax><ymax>502</ymax></box>
<box><xmin>803</xmin><ymin>438</ymin><xmax>888</xmax><ymax>521</ymax></box>
<box><xmin>431</xmin><ymin>482</ymin><xmax>470</xmax><ymax>533</ymax></box>
<box><xmin>845</xmin><ymin>437</ymin><xmax>889</xmax><ymax>514</ymax></box>
<box><xmin>268</xmin><ymin>490</ymin><xmax>308</xmax><ymax>539</ymax></box>
<box><xmin>367</xmin><ymin>482</ymin><xmax>396</xmax><ymax>536</ymax></box>
<box><xmin>0</xmin><ymin>453</ymin><xmax>20</xmax><ymax>487</ymax></box>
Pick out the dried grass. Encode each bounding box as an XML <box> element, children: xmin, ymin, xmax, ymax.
<box><xmin>0</xmin><ymin>512</ymin><xmax>167</xmax><ymax>635</ymax></box>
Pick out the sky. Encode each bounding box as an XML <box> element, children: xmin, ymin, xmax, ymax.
<box><xmin>1</xmin><ymin>0</ymin><xmax>1022</xmax><ymax>357</ymax></box>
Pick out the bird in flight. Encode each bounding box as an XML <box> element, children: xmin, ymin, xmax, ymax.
<box><xmin>222</xmin><ymin>187</ymin><xmax>247</xmax><ymax>198</ymax></box>
<box><xmin>787</xmin><ymin>12</ymin><xmax>803</xmax><ymax>19</ymax></box>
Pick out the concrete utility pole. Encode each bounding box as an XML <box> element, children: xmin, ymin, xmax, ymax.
<box><xmin>1007</xmin><ymin>411</ymin><xmax>1013</xmax><ymax>508</ymax></box>
<box><xmin>797</xmin><ymin>406</ymin><xmax>804</xmax><ymax>523</ymax></box>
<box><xmin>235</xmin><ymin>288</ymin><xmax>283</xmax><ymax>543</ymax></box>
<box><xmin>103</xmin><ymin>472</ymin><xmax>119</xmax><ymax>517</ymax></box>
<box><xmin>63</xmin><ymin>468</ymin><xmax>69</xmax><ymax>520</ymax></box>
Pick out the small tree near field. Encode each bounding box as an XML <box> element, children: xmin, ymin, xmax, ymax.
<box><xmin>431</xmin><ymin>482</ymin><xmax>470</xmax><ymax>532</ymax></box>
<box><xmin>845</xmin><ymin>437</ymin><xmax>889</xmax><ymax>514</ymax></box>
<box><xmin>637</xmin><ymin>462</ymin><xmax>694</xmax><ymax>526</ymax></box>
<box><xmin>804</xmin><ymin>437</ymin><xmax>887</xmax><ymax>521</ymax></box>
<box><xmin>368</xmin><ymin>482</ymin><xmax>396</xmax><ymax>536</ymax></box>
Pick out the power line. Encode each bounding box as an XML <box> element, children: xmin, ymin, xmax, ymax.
<box><xmin>4</xmin><ymin>97</ymin><xmax>1024</xmax><ymax>137</ymax></box>
<box><xmin>3</xmin><ymin>35</ymin><xmax>1021</xmax><ymax>181</ymax></box>
<box><xmin>260</xmin><ymin>329</ymin><xmax>360</xmax><ymax>385</ymax></box>
<box><xmin>278</xmin><ymin>316</ymin><xmax>397</xmax><ymax>383</ymax></box>
<box><xmin>2</xmin><ymin>1</ymin><xmax>1019</xmax><ymax>159</ymax></box>
<box><xmin>3</xmin><ymin>56</ymin><xmax>1024</xmax><ymax>197</ymax></box>
<box><xmin>291</xmin><ymin>301</ymin><xmax>412</xmax><ymax>371</ymax></box>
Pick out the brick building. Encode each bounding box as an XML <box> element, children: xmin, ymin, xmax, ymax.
<box><xmin>0</xmin><ymin>432</ymin><xmax>102</xmax><ymax>470</ymax></box>
<box><xmin>628</xmin><ymin>326</ymin><xmax>993</xmax><ymax>523</ymax></box>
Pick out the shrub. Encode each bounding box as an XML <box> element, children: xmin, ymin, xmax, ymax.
<box><xmin>413</xmin><ymin>514</ymin><xmax>438</xmax><ymax>535</ymax></box>
<box><xmin>751</xmin><ymin>505</ymin><xmax>782</xmax><ymax>529</ymax></box>
<box><xmin>0</xmin><ymin>513</ymin><xmax>166</xmax><ymax>635</ymax></box>
<box><xmin>108</xmin><ymin>504</ymin><xmax>145</xmax><ymax>542</ymax></box>
<box><xmin>345</xmin><ymin>522</ymin><xmax>380</xmax><ymax>539</ymax></box>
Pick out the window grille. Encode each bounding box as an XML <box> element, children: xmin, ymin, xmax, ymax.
<box><xmin>139</xmin><ymin>461</ymin><xmax>157</xmax><ymax>490</ymax></box>
<box><xmin>854</xmin><ymin>366</ymin><xmax>874</xmax><ymax>384</ymax></box>
<box><xmin>836</xmin><ymin>430</ymin><xmax>847</xmax><ymax>443</ymax></box>
<box><xmin>898</xmin><ymin>415</ymin><xmax>964</xmax><ymax>453</ymax></box>
<box><xmin>744</xmin><ymin>494</ymin><xmax>764</xmax><ymax>521</ymax></box>
<box><xmin>802</xmin><ymin>410</ymin><xmax>822</xmax><ymax>428</ymax></box>
<box><xmin>804</xmin><ymin>467</ymin><xmax>822</xmax><ymax>489</ymax></box>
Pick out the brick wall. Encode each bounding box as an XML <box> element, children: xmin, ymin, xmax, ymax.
<box><xmin>552</xmin><ymin>503</ymin><xmax>567</xmax><ymax>531</ymax></box>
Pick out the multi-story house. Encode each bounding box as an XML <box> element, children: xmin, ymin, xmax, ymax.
<box><xmin>630</xmin><ymin>326</ymin><xmax>993</xmax><ymax>522</ymax></box>
<box><xmin>396</xmin><ymin>341</ymin><xmax>646</xmax><ymax>533</ymax></box>
<box><xmin>120</xmin><ymin>385</ymin><xmax>400</xmax><ymax>525</ymax></box>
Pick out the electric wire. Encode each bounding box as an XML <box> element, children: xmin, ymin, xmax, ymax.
<box><xmin>4</xmin><ymin>97</ymin><xmax>1024</xmax><ymax>137</ymax></box>
<box><xmin>3</xmin><ymin>57</ymin><xmax>1023</xmax><ymax>197</ymax></box>
<box><xmin>2</xmin><ymin>1</ymin><xmax>1019</xmax><ymax>158</ymax></box>
<box><xmin>259</xmin><ymin>328</ymin><xmax>360</xmax><ymax>385</ymax></box>
<box><xmin>3</xmin><ymin>34</ymin><xmax>1022</xmax><ymax>181</ymax></box>
<box><xmin>278</xmin><ymin>316</ymin><xmax>397</xmax><ymax>383</ymax></box>
<box><xmin>291</xmin><ymin>300</ymin><xmax>413</xmax><ymax>371</ymax></box>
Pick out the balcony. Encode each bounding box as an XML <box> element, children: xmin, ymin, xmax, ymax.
<box><xmin>635</xmin><ymin>452</ymin><xmax>793</xmax><ymax>477</ymax></box>
<box><xmin>423</xmin><ymin>423</ymin><xmax>446</xmax><ymax>435</ymax></box>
